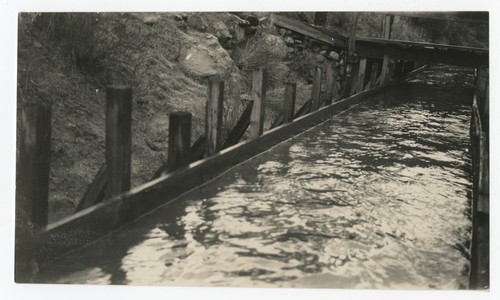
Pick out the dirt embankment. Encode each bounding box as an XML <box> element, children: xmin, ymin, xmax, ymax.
<box><xmin>18</xmin><ymin>12</ymin><xmax>339</xmax><ymax>223</ymax></box>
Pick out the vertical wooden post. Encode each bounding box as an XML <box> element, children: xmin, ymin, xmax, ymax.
<box><xmin>356</xmin><ymin>58</ymin><xmax>367</xmax><ymax>92</ymax></box>
<box><xmin>382</xmin><ymin>14</ymin><xmax>394</xmax><ymax>40</ymax></box>
<box><xmin>370</xmin><ymin>61</ymin><xmax>379</xmax><ymax>88</ymax></box>
<box><xmin>167</xmin><ymin>112</ymin><xmax>192</xmax><ymax>171</ymax></box>
<box><xmin>16</xmin><ymin>103</ymin><xmax>52</xmax><ymax>282</ymax></box>
<box><xmin>477</xmin><ymin>66</ymin><xmax>489</xmax><ymax>132</ymax></box>
<box><xmin>105</xmin><ymin>85</ymin><xmax>132</xmax><ymax>199</ymax></box>
<box><xmin>379</xmin><ymin>14</ymin><xmax>393</xmax><ymax>86</ymax></box>
<box><xmin>17</xmin><ymin>103</ymin><xmax>51</xmax><ymax>229</ymax></box>
<box><xmin>248</xmin><ymin>68</ymin><xmax>267</xmax><ymax>139</ymax></box>
<box><xmin>311</xmin><ymin>65</ymin><xmax>322</xmax><ymax>110</ymax></box>
<box><xmin>283</xmin><ymin>82</ymin><xmax>297</xmax><ymax>123</ymax></box>
<box><xmin>206</xmin><ymin>80</ymin><xmax>224</xmax><ymax>156</ymax></box>
<box><xmin>342</xmin><ymin>12</ymin><xmax>360</xmax><ymax>98</ymax></box>
<box><xmin>380</xmin><ymin>55</ymin><xmax>390</xmax><ymax>85</ymax></box>
<box><xmin>324</xmin><ymin>63</ymin><xmax>334</xmax><ymax>105</ymax></box>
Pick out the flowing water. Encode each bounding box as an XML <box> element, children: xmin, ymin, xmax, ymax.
<box><xmin>35</xmin><ymin>65</ymin><xmax>474</xmax><ymax>289</ymax></box>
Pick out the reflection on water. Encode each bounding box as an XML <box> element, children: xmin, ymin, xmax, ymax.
<box><xmin>36</xmin><ymin>65</ymin><xmax>473</xmax><ymax>289</ymax></box>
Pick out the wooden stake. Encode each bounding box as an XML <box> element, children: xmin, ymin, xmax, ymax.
<box><xmin>283</xmin><ymin>82</ymin><xmax>297</xmax><ymax>123</ymax></box>
<box><xmin>248</xmin><ymin>69</ymin><xmax>267</xmax><ymax>139</ymax></box>
<box><xmin>370</xmin><ymin>61</ymin><xmax>380</xmax><ymax>88</ymax></box>
<box><xmin>324</xmin><ymin>63</ymin><xmax>335</xmax><ymax>105</ymax></box>
<box><xmin>206</xmin><ymin>80</ymin><xmax>224</xmax><ymax>156</ymax></box>
<box><xmin>17</xmin><ymin>103</ymin><xmax>51</xmax><ymax>228</ymax></box>
<box><xmin>105</xmin><ymin>85</ymin><xmax>132</xmax><ymax>199</ymax></box>
<box><xmin>167</xmin><ymin>112</ymin><xmax>192</xmax><ymax>171</ymax></box>
<box><xmin>380</xmin><ymin>55</ymin><xmax>390</xmax><ymax>85</ymax></box>
<box><xmin>357</xmin><ymin>58</ymin><xmax>367</xmax><ymax>92</ymax></box>
<box><xmin>311</xmin><ymin>65</ymin><xmax>322</xmax><ymax>110</ymax></box>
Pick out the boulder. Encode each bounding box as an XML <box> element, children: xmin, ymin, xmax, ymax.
<box><xmin>328</xmin><ymin>51</ymin><xmax>340</xmax><ymax>61</ymax></box>
<box><xmin>180</xmin><ymin>33</ymin><xmax>237</xmax><ymax>78</ymax></box>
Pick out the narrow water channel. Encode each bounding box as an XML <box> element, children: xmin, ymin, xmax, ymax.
<box><xmin>35</xmin><ymin>65</ymin><xmax>474</xmax><ymax>289</ymax></box>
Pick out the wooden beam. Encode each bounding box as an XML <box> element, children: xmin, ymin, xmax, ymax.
<box><xmin>167</xmin><ymin>112</ymin><xmax>192</xmax><ymax>171</ymax></box>
<box><xmin>222</xmin><ymin>100</ymin><xmax>254</xmax><ymax>149</ymax></box>
<box><xmin>75</xmin><ymin>164</ymin><xmax>106</xmax><ymax>212</ymax></box>
<box><xmin>357</xmin><ymin>58</ymin><xmax>368</xmax><ymax>92</ymax></box>
<box><xmin>206</xmin><ymin>80</ymin><xmax>224</xmax><ymax>156</ymax></box>
<box><xmin>271</xmin><ymin>14</ymin><xmax>346</xmax><ymax>48</ymax></box>
<box><xmin>17</xmin><ymin>103</ymin><xmax>51</xmax><ymax>228</ymax></box>
<box><xmin>386</xmin><ymin>12</ymin><xmax>488</xmax><ymax>25</ymax></box>
<box><xmin>283</xmin><ymin>82</ymin><xmax>297</xmax><ymax>123</ymax></box>
<box><xmin>370</xmin><ymin>61</ymin><xmax>380</xmax><ymax>88</ymax></box>
<box><xmin>311</xmin><ymin>66</ymin><xmax>322</xmax><ymax>110</ymax></box>
<box><xmin>105</xmin><ymin>85</ymin><xmax>132</xmax><ymax>199</ymax></box>
<box><xmin>355</xmin><ymin>37</ymin><xmax>488</xmax><ymax>68</ymax></box>
<box><xmin>380</xmin><ymin>55</ymin><xmax>390</xmax><ymax>85</ymax></box>
<box><xmin>248</xmin><ymin>69</ymin><xmax>267</xmax><ymax>139</ymax></box>
<box><xmin>382</xmin><ymin>14</ymin><xmax>394</xmax><ymax>39</ymax></box>
<box><xmin>324</xmin><ymin>63</ymin><xmax>335</xmax><ymax>105</ymax></box>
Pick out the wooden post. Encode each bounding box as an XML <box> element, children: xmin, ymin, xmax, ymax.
<box><xmin>167</xmin><ymin>112</ymin><xmax>192</xmax><ymax>171</ymax></box>
<box><xmin>380</xmin><ymin>55</ymin><xmax>390</xmax><ymax>85</ymax></box>
<box><xmin>105</xmin><ymin>85</ymin><xmax>132</xmax><ymax>199</ymax></box>
<box><xmin>382</xmin><ymin>14</ymin><xmax>394</xmax><ymax>39</ymax></box>
<box><xmin>357</xmin><ymin>58</ymin><xmax>367</xmax><ymax>92</ymax></box>
<box><xmin>370</xmin><ymin>61</ymin><xmax>380</xmax><ymax>88</ymax></box>
<box><xmin>477</xmin><ymin>66</ymin><xmax>489</xmax><ymax>132</ymax></box>
<box><xmin>324</xmin><ymin>63</ymin><xmax>334</xmax><ymax>105</ymax></box>
<box><xmin>311</xmin><ymin>65</ymin><xmax>322</xmax><ymax>110</ymax></box>
<box><xmin>206</xmin><ymin>80</ymin><xmax>224</xmax><ymax>156</ymax></box>
<box><xmin>17</xmin><ymin>103</ymin><xmax>51</xmax><ymax>229</ymax></box>
<box><xmin>283</xmin><ymin>82</ymin><xmax>297</xmax><ymax>123</ymax></box>
<box><xmin>248</xmin><ymin>68</ymin><xmax>267</xmax><ymax>139</ymax></box>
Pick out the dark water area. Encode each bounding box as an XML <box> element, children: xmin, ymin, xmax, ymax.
<box><xmin>35</xmin><ymin>65</ymin><xmax>475</xmax><ymax>289</ymax></box>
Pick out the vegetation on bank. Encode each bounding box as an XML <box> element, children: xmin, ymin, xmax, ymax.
<box><xmin>17</xmin><ymin>12</ymin><xmax>488</xmax><ymax>222</ymax></box>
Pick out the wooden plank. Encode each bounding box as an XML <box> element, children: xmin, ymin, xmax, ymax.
<box><xmin>380</xmin><ymin>55</ymin><xmax>390</xmax><ymax>85</ymax></box>
<box><xmin>357</xmin><ymin>58</ymin><xmax>368</xmax><ymax>92</ymax></box>
<box><xmin>349</xmin><ymin>63</ymin><xmax>360</xmax><ymax>95</ymax></box>
<box><xmin>294</xmin><ymin>99</ymin><xmax>312</xmax><ymax>119</ymax></box>
<box><xmin>15</xmin><ymin>102</ymin><xmax>51</xmax><ymax>282</ymax></box>
<box><xmin>17</xmin><ymin>103</ymin><xmax>51</xmax><ymax>228</ymax></box>
<box><xmin>386</xmin><ymin>12</ymin><xmax>488</xmax><ymax>25</ymax></box>
<box><xmin>105</xmin><ymin>86</ymin><xmax>132</xmax><ymax>199</ymax></box>
<box><xmin>152</xmin><ymin>134</ymin><xmax>205</xmax><ymax>180</ymax></box>
<box><xmin>370</xmin><ymin>61</ymin><xmax>380</xmax><ymax>88</ymax></box>
<box><xmin>75</xmin><ymin>164</ymin><xmax>106</xmax><ymax>212</ymax></box>
<box><xmin>167</xmin><ymin>112</ymin><xmax>192</xmax><ymax>171</ymax></box>
<box><xmin>311</xmin><ymin>66</ymin><xmax>322</xmax><ymax>110</ymax></box>
<box><xmin>206</xmin><ymin>80</ymin><xmax>224</xmax><ymax>156</ymax></box>
<box><xmin>271</xmin><ymin>14</ymin><xmax>346</xmax><ymax>48</ymax></box>
<box><xmin>248</xmin><ymin>69</ymin><xmax>267</xmax><ymax>139</ymax></box>
<box><xmin>355</xmin><ymin>37</ymin><xmax>488</xmax><ymax>68</ymax></box>
<box><xmin>222</xmin><ymin>100</ymin><xmax>254</xmax><ymax>149</ymax></box>
<box><xmin>382</xmin><ymin>14</ymin><xmax>394</xmax><ymax>39</ymax></box>
<box><xmin>190</xmin><ymin>135</ymin><xmax>206</xmax><ymax>162</ymax></box>
<box><xmin>283</xmin><ymin>82</ymin><xmax>297</xmax><ymax>123</ymax></box>
<box><xmin>477</xmin><ymin>66</ymin><xmax>489</xmax><ymax>132</ymax></box>
<box><xmin>324</xmin><ymin>63</ymin><xmax>335</xmax><ymax>105</ymax></box>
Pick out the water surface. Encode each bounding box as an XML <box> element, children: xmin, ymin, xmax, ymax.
<box><xmin>36</xmin><ymin>65</ymin><xmax>474</xmax><ymax>289</ymax></box>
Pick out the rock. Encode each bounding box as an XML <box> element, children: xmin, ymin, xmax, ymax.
<box><xmin>262</xmin><ymin>34</ymin><xmax>288</xmax><ymax>59</ymax></box>
<box><xmin>288</xmin><ymin>47</ymin><xmax>295</xmax><ymax>53</ymax></box>
<box><xmin>319</xmin><ymin>50</ymin><xmax>327</xmax><ymax>56</ymax></box>
<box><xmin>180</xmin><ymin>33</ymin><xmax>237</xmax><ymax>78</ymax></box>
<box><xmin>278</xmin><ymin>28</ymin><xmax>287</xmax><ymax>36</ymax></box>
<box><xmin>232</xmin><ymin>25</ymin><xmax>246</xmax><ymax>42</ymax></box>
<box><xmin>284</xmin><ymin>36</ymin><xmax>295</xmax><ymax>45</ymax></box>
<box><xmin>186</xmin><ymin>14</ymin><xmax>209</xmax><ymax>32</ymax></box>
<box><xmin>328</xmin><ymin>51</ymin><xmax>340</xmax><ymax>61</ymax></box>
